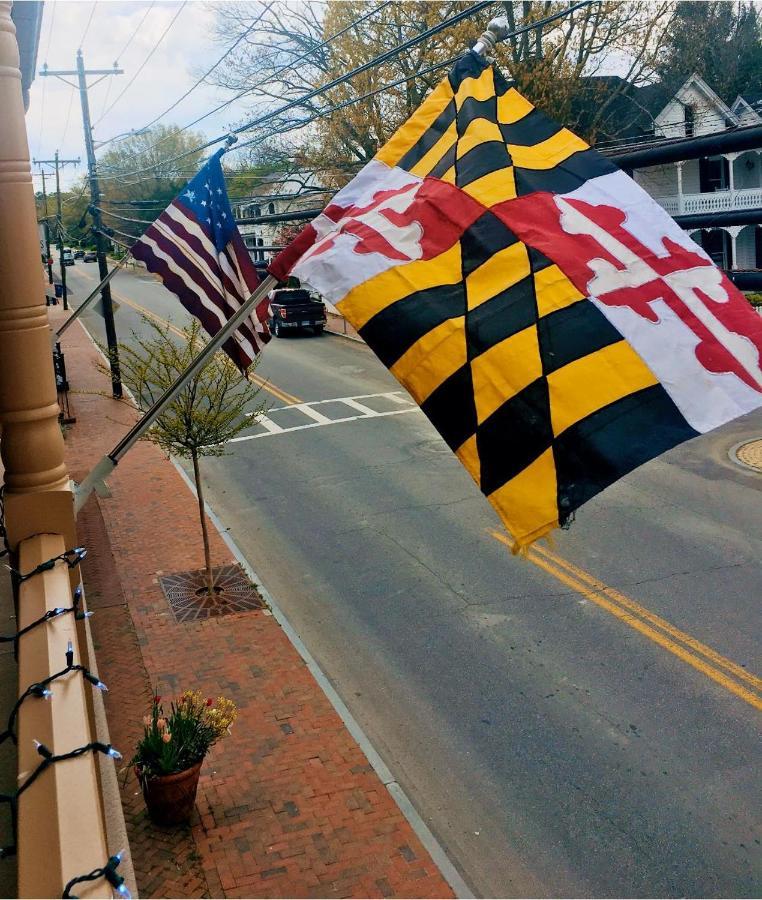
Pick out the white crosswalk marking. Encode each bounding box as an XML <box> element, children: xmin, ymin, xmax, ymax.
<box><xmin>292</xmin><ymin>403</ymin><xmax>334</xmax><ymax>424</ymax></box>
<box><xmin>230</xmin><ymin>391</ymin><xmax>421</xmax><ymax>444</ymax></box>
<box><xmin>256</xmin><ymin>416</ymin><xmax>285</xmax><ymax>434</ymax></box>
<box><xmin>339</xmin><ymin>398</ymin><xmax>380</xmax><ymax>416</ymax></box>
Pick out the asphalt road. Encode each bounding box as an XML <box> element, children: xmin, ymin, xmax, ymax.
<box><xmin>62</xmin><ymin>262</ymin><xmax>762</xmax><ymax>898</ymax></box>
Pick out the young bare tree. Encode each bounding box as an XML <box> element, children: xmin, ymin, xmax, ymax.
<box><xmin>111</xmin><ymin>319</ymin><xmax>267</xmax><ymax>596</ymax></box>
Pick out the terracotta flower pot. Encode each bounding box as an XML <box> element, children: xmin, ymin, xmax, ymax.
<box><xmin>139</xmin><ymin>760</ymin><xmax>203</xmax><ymax>825</ymax></box>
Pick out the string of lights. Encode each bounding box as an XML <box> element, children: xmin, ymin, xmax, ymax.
<box><xmin>0</xmin><ymin>641</ymin><xmax>107</xmax><ymax>746</ymax></box>
<box><xmin>0</xmin><ymin>584</ymin><xmax>92</xmax><ymax>650</ymax></box>
<box><xmin>0</xmin><ymin>739</ymin><xmax>122</xmax><ymax>859</ymax></box>
<box><xmin>62</xmin><ymin>851</ymin><xmax>130</xmax><ymax>899</ymax></box>
<box><xmin>4</xmin><ymin>546</ymin><xmax>87</xmax><ymax>582</ymax></box>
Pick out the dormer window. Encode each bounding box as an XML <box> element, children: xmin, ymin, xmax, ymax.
<box><xmin>268</xmin><ymin>202</ymin><xmax>275</xmax><ymax>214</ymax></box>
<box><xmin>684</xmin><ymin>105</ymin><xmax>694</xmax><ymax>137</ymax></box>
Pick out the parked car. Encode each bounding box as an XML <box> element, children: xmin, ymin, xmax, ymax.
<box><xmin>61</xmin><ymin>249</ymin><xmax>75</xmax><ymax>266</ymax></box>
<box><xmin>268</xmin><ymin>287</ymin><xmax>327</xmax><ymax>337</ymax></box>
<box><xmin>83</xmin><ymin>250</ymin><xmax>97</xmax><ymax>262</ymax></box>
<box><xmin>73</xmin><ymin>249</ymin><xmax>84</xmax><ymax>259</ymax></box>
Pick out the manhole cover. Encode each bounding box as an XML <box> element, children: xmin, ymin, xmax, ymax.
<box><xmin>159</xmin><ymin>563</ymin><xmax>266</xmax><ymax>623</ymax></box>
<box><xmin>730</xmin><ymin>438</ymin><xmax>762</xmax><ymax>473</ymax></box>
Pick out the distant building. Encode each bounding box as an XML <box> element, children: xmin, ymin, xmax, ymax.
<box><xmin>599</xmin><ymin>73</ymin><xmax>762</xmax><ymax>271</ymax></box>
<box><xmin>231</xmin><ymin>172</ymin><xmax>331</xmax><ymax>263</ymax></box>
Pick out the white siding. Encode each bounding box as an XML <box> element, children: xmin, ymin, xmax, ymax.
<box><xmin>634</xmin><ymin>164</ymin><xmax>677</xmax><ymax>196</ymax></box>
<box><xmin>736</xmin><ymin>226</ymin><xmax>758</xmax><ymax>268</ymax></box>
<box><xmin>682</xmin><ymin>159</ymin><xmax>701</xmax><ymax>194</ymax></box>
<box><xmin>654</xmin><ymin>84</ymin><xmax>729</xmax><ymax>138</ymax></box>
<box><xmin>734</xmin><ymin>152</ymin><xmax>762</xmax><ymax>189</ymax></box>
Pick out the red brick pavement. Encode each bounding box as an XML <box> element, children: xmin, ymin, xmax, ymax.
<box><xmin>54</xmin><ymin>312</ymin><xmax>455</xmax><ymax>900</ymax></box>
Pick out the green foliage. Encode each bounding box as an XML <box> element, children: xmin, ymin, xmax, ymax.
<box><xmin>130</xmin><ymin>690</ymin><xmax>237</xmax><ymax>779</ymax></box>
<box><xmin>655</xmin><ymin>1</ymin><xmax>762</xmax><ymax>103</ymax></box>
<box><xmin>745</xmin><ymin>292</ymin><xmax>762</xmax><ymax>307</ymax></box>
<box><xmin>113</xmin><ymin>317</ymin><xmax>267</xmax><ymax>459</ymax></box>
<box><xmin>94</xmin><ymin>125</ymin><xmax>206</xmax><ymax>241</ymax></box>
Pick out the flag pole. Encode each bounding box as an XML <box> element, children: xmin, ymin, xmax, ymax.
<box><xmin>73</xmin><ymin>274</ymin><xmax>276</xmax><ymax>513</ymax></box>
<box><xmin>55</xmin><ymin>253</ymin><xmax>131</xmax><ymax>339</ymax></box>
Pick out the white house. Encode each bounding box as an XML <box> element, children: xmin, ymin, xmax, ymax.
<box><xmin>631</xmin><ymin>73</ymin><xmax>762</xmax><ymax>271</ymax></box>
<box><xmin>232</xmin><ymin>172</ymin><xmax>331</xmax><ymax>263</ymax></box>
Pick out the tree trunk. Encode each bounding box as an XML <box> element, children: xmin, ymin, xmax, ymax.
<box><xmin>191</xmin><ymin>450</ymin><xmax>215</xmax><ymax>596</ymax></box>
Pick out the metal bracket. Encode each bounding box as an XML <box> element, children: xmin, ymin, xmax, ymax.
<box><xmin>472</xmin><ymin>16</ymin><xmax>510</xmax><ymax>60</ymax></box>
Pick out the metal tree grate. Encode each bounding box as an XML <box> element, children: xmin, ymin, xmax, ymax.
<box><xmin>158</xmin><ymin>564</ymin><xmax>266</xmax><ymax>623</ymax></box>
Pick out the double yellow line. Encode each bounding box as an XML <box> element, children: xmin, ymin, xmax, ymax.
<box><xmin>115</xmin><ymin>290</ymin><xmax>302</xmax><ymax>406</ymax></box>
<box><xmin>490</xmin><ymin>530</ymin><xmax>762</xmax><ymax>711</ymax></box>
<box><xmin>72</xmin><ymin>267</ymin><xmax>301</xmax><ymax>404</ymax></box>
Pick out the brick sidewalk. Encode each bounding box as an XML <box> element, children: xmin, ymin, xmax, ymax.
<box><xmin>54</xmin><ymin>312</ymin><xmax>455</xmax><ymax>900</ymax></box>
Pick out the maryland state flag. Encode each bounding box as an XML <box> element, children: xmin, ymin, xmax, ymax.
<box><xmin>270</xmin><ymin>52</ymin><xmax>762</xmax><ymax>550</ymax></box>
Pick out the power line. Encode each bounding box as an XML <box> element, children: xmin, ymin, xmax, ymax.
<box><xmin>98</xmin><ymin>2</ymin><xmax>156</xmax><ymax>121</ymax></box>
<box><xmin>35</xmin><ymin>0</ymin><xmax>57</xmax><ymax>157</ymax></box>
<box><xmin>60</xmin><ymin>85</ymin><xmax>77</xmax><ymax>147</ymax></box>
<box><xmin>99</xmin><ymin>1</ymin><xmax>596</xmax><ymax>193</ymax></box>
<box><xmin>96</xmin><ymin>1</ymin><xmax>275</xmax><ymax>151</ymax></box>
<box><xmin>93</xmin><ymin>1</ymin><xmax>187</xmax><ymax>128</ymax></box>
<box><xmin>116</xmin><ymin>0</ymin><xmax>155</xmax><ymax>62</ymax></box>
<box><xmin>97</xmin><ymin>0</ymin><xmax>497</xmax><ymax>181</ymax></box>
<box><xmin>98</xmin><ymin>0</ymin><xmax>393</xmax><ymax>163</ymax></box>
<box><xmin>79</xmin><ymin>1</ymin><xmax>98</xmax><ymax>49</ymax></box>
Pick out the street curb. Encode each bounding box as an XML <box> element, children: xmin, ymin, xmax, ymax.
<box><xmin>170</xmin><ymin>458</ymin><xmax>475</xmax><ymax>900</ymax></box>
<box><xmin>75</xmin><ymin>313</ymin><xmax>473</xmax><ymax>899</ymax></box>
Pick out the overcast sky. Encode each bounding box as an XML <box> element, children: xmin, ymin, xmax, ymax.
<box><xmin>26</xmin><ymin>0</ymin><xmax>248</xmax><ymax>190</ymax></box>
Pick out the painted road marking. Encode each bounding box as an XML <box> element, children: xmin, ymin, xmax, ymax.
<box><xmin>103</xmin><ymin>289</ymin><xmax>303</xmax><ymax>405</ymax></box>
<box><xmin>490</xmin><ymin>529</ymin><xmax>762</xmax><ymax>711</ymax></box>
<box><xmin>295</xmin><ymin>403</ymin><xmax>334</xmax><ymax>425</ymax></box>
<box><xmin>256</xmin><ymin>416</ymin><xmax>285</xmax><ymax>435</ymax></box>
<box><xmin>233</xmin><ymin>392</ymin><xmax>421</xmax><ymax>443</ymax></box>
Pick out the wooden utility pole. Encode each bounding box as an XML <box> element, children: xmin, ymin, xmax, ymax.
<box><xmin>34</xmin><ymin>164</ymin><xmax>54</xmax><ymax>286</ymax></box>
<box><xmin>33</xmin><ymin>152</ymin><xmax>79</xmax><ymax>310</ymax></box>
<box><xmin>39</xmin><ymin>52</ymin><xmax>123</xmax><ymax>397</ymax></box>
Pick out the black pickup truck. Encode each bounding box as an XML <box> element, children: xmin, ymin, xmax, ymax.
<box><xmin>268</xmin><ymin>287</ymin><xmax>327</xmax><ymax>337</ymax></box>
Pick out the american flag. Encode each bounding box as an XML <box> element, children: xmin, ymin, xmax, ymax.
<box><xmin>131</xmin><ymin>149</ymin><xmax>271</xmax><ymax>371</ymax></box>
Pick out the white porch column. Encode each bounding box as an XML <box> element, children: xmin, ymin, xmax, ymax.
<box><xmin>725</xmin><ymin>151</ymin><xmax>739</xmax><ymax>197</ymax></box>
<box><xmin>676</xmin><ymin>161</ymin><xmax>684</xmax><ymax>215</ymax></box>
<box><xmin>726</xmin><ymin>225</ymin><xmax>743</xmax><ymax>270</ymax></box>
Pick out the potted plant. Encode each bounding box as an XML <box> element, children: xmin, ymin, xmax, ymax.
<box><xmin>130</xmin><ymin>690</ymin><xmax>237</xmax><ymax>825</ymax></box>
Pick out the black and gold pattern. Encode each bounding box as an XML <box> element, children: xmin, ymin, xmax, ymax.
<box><xmin>340</xmin><ymin>54</ymin><xmax>697</xmax><ymax>548</ymax></box>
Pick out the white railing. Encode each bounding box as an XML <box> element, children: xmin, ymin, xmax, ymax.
<box><xmin>654</xmin><ymin>187</ymin><xmax>762</xmax><ymax>216</ymax></box>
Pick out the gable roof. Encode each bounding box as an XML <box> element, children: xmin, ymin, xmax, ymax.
<box><xmin>734</xmin><ymin>91</ymin><xmax>762</xmax><ymax>117</ymax></box>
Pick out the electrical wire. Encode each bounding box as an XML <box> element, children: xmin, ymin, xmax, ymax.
<box><xmin>97</xmin><ymin>0</ymin><xmax>393</xmax><ymax>163</ymax></box>
<box><xmin>60</xmin><ymin>85</ymin><xmax>77</xmax><ymax>148</ymax></box>
<box><xmin>97</xmin><ymin>3</ymin><xmax>157</xmax><ymax>123</ymax></box>
<box><xmin>96</xmin><ymin>1</ymin><xmax>275</xmax><ymax>151</ymax></box>
<box><xmin>93</xmin><ymin>1</ymin><xmax>188</xmax><ymax>128</ymax></box>
<box><xmin>116</xmin><ymin>0</ymin><xmax>155</xmax><ymax>62</ymax></box>
<box><xmin>79</xmin><ymin>1</ymin><xmax>98</xmax><ymax>49</ymax></box>
<box><xmin>97</xmin><ymin>0</ymin><xmax>497</xmax><ymax>181</ymax></box>
<box><xmin>35</xmin><ymin>1</ymin><xmax>57</xmax><ymax>157</ymax></box>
